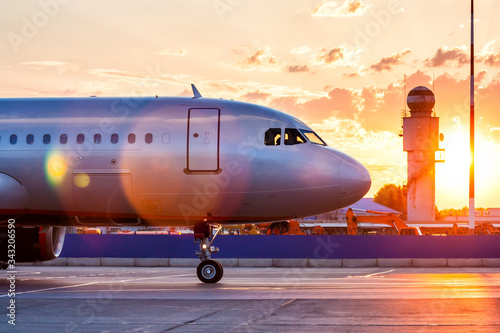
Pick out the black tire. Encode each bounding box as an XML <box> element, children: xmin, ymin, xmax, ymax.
<box><xmin>197</xmin><ymin>260</ymin><xmax>223</xmax><ymax>283</ymax></box>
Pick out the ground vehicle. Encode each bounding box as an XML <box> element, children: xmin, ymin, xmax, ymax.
<box><xmin>267</xmin><ymin>221</ymin><xmax>306</xmax><ymax>235</ymax></box>
<box><xmin>266</xmin><ymin>220</ymin><xmax>326</xmax><ymax>235</ymax></box>
<box><xmin>76</xmin><ymin>227</ymin><xmax>101</xmax><ymax>234</ymax></box>
<box><xmin>346</xmin><ymin>208</ymin><xmax>422</xmax><ymax>235</ymax></box>
<box><xmin>476</xmin><ymin>222</ymin><xmax>500</xmax><ymax>235</ymax></box>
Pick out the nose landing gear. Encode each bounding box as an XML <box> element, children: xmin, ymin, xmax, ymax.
<box><xmin>194</xmin><ymin>222</ymin><xmax>223</xmax><ymax>283</ymax></box>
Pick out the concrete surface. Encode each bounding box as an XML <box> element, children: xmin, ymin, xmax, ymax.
<box><xmin>273</xmin><ymin>258</ymin><xmax>308</xmax><ymax>267</ymax></box>
<box><xmin>2</xmin><ymin>266</ymin><xmax>500</xmax><ymax>332</ymax></box>
<box><xmin>237</xmin><ymin>258</ymin><xmax>273</xmax><ymax>267</ymax></box>
<box><xmin>448</xmin><ymin>258</ymin><xmax>483</xmax><ymax>267</ymax></box>
<box><xmin>134</xmin><ymin>258</ymin><xmax>170</xmax><ymax>267</ymax></box>
<box><xmin>100</xmin><ymin>258</ymin><xmax>135</xmax><ymax>267</ymax></box>
<box><xmin>19</xmin><ymin>257</ymin><xmax>500</xmax><ymax>267</ymax></box>
<box><xmin>377</xmin><ymin>258</ymin><xmax>413</xmax><ymax>267</ymax></box>
<box><xmin>412</xmin><ymin>258</ymin><xmax>448</xmax><ymax>267</ymax></box>
<box><xmin>484</xmin><ymin>258</ymin><xmax>500</xmax><ymax>267</ymax></box>
<box><xmin>66</xmin><ymin>257</ymin><xmax>101</xmax><ymax>266</ymax></box>
<box><xmin>342</xmin><ymin>258</ymin><xmax>378</xmax><ymax>267</ymax></box>
<box><xmin>307</xmin><ymin>259</ymin><xmax>342</xmax><ymax>267</ymax></box>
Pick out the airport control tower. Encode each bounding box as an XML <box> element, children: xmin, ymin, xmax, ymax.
<box><xmin>401</xmin><ymin>86</ymin><xmax>444</xmax><ymax>221</ymax></box>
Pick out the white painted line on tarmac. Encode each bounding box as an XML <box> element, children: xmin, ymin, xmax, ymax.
<box><xmin>0</xmin><ymin>271</ymin><xmax>41</xmax><ymax>276</ymax></box>
<box><xmin>0</xmin><ymin>273</ymin><xmax>195</xmax><ymax>298</ymax></box>
<box><xmin>0</xmin><ymin>281</ymin><xmax>100</xmax><ymax>297</ymax></box>
<box><xmin>280</xmin><ymin>298</ymin><xmax>296</xmax><ymax>307</ymax></box>
<box><xmin>363</xmin><ymin>269</ymin><xmax>396</xmax><ymax>277</ymax></box>
<box><xmin>347</xmin><ymin>269</ymin><xmax>396</xmax><ymax>278</ymax></box>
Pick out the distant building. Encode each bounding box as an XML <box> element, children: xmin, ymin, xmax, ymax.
<box><xmin>444</xmin><ymin>208</ymin><xmax>500</xmax><ymax>227</ymax></box>
<box><xmin>305</xmin><ymin>198</ymin><xmax>400</xmax><ymax>222</ymax></box>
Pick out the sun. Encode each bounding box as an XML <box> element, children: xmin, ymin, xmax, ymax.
<box><xmin>436</xmin><ymin>128</ymin><xmax>500</xmax><ymax>209</ymax></box>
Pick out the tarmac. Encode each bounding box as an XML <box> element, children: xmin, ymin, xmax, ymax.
<box><xmin>1</xmin><ymin>266</ymin><xmax>500</xmax><ymax>332</ymax></box>
<box><xmin>19</xmin><ymin>256</ymin><xmax>500</xmax><ymax>268</ymax></box>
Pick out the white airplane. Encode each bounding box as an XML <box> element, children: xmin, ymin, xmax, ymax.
<box><xmin>0</xmin><ymin>85</ymin><xmax>371</xmax><ymax>283</ymax></box>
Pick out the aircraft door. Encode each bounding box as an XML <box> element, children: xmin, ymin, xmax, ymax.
<box><xmin>187</xmin><ymin>108</ymin><xmax>220</xmax><ymax>172</ymax></box>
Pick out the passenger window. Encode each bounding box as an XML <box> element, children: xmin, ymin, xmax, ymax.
<box><xmin>145</xmin><ymin>133</ymin><xmax>153</xmax><ymax>144</ymax></box>
<box><xmin>60</xmin><ymin>134</ymin><xmax>68</xmax><ymax>144</ymax></box>
<box><xmin>285</xmin><ymin>128</ymin><xmax>306</xmax><ymax>145</ymax></box>
<box><xmin>128</xmin><ymin>133</ymin><xmax>135</xmax><ymax>144</ymax></box>
<box><xmin>77</xmin><ymin>134</ymin><xmax>84</xmax><ymax>144</ymax></box>
<box><xmin>264</xmin><ymin>128</ymin><xmax>281</xmax><ymax>146</ymax></box>
<box><xmin>10</xmin><ymin>135</ymin><xmax>17</xmax><ymax>145</ymax></box>
<box><xmin>94</xmin><ymin>134</ymin><xmax>102</xmax><ymax>144</ymax></box>
<box><xmin>26</xmin><ymin>134</ymin><xmax>34</xmax><ymax>144</ymax></box>
<box><xmin>111</xmin><ymin>133</ymin><xmax>118</xmax><ymax>144</ymax></box>
<box><xmin>43</xmin><ymin>134</ymin><xmax>51</xmax><ymax>144</ymax></box>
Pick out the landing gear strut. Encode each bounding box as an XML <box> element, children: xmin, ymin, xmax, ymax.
<box><xmin>194</xmin><ymin>222</ymin><xmax>223</xmax><ymax>283</ymax></box>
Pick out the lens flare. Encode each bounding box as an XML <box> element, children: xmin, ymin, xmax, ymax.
<box><xmin>45</xmin><ymin>153</ymin><xmax>68</xmax><ymax>187</ymax></box>
<box><xmin>74</xmin><ymin>173</ymin><xmax>90</xmax><ymax>188</ymax></box>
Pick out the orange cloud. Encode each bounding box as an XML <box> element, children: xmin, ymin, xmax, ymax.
<box><xmin>348</xmin><ymin>0</ymin><xmax>362</xmax><ymax>13</ymax></box>
<box><xmin>312</xmin><ymin>46</ymin><xmax>362</xmax><ymax>67</ymax></box>
<box><xmin>424</xmin><ymin>46</ymin><xmax>469</xmax><ymax>67</ymax></box>
<box><xmin>370</xmin><ymin>49</ymin><xmax>410</xmax><ymax>72</ymax></box>
<box><xmin>478</xmin><ymin>40</ymin><xmax>500</xmax><ymax>67</ymax></box>
<box><xmin>286</xmin><ymin>65</ymin><xmax>310</xmax><ymax>73</ymax></box>
<box><xmin>482</xmin><ymin>52</ymin><xmax>500</xmax><ymax>66</ymax></box>
<box><xmin>314</xmin><ymin>47</ymin><xmax>343</xmax><ymax>65</ymax></box>
<box><xmin>312</xmin><ymin>0</ymin><xmax>369</xmax><ymax>17</ymax></box>
<box><xmin>343</xmin><ymin>72</ymin><xmax>360</xmax><ymax>78</ymax></box>
<box><xmin>239</xmin><ymin>47</ymin><xmax>281</xmax><ymax>71</ymax></box>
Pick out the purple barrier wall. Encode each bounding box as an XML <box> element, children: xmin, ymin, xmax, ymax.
<box><xmin>60</xmin><ymin>235</ymin><xmax>500</xmax><ymax>259</ymax></box>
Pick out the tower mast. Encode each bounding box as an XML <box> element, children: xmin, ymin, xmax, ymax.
<box><xmin>469</xmin><ymin>0</ymin><xmax>475</xmax><ymax>234</ymax></box>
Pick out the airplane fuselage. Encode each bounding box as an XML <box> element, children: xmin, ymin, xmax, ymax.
<box><xmin>0</xmin><ymin>96</ymin><xmax>371</xmax><ymax>227</ymax></box>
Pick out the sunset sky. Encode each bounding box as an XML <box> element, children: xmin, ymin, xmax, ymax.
<box><xmin>1</xmin><ymin>0</ymin><xmax>500</xmax><ymax>209</ymax></box>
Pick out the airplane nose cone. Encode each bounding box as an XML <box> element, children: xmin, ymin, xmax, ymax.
<box><xmin>339</xmin><ymin>157</ymin><xmax>371</xmax><ymax>207</ymax></box>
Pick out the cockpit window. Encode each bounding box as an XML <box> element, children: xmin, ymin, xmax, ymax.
<box><xmin>300</xmin><ymin>129</ymin><xmax>327</xmax><ymax>146</ymax></box>
<box><xmin>285</xmin><ymin>128</ymin><xmax>306</xmax><ymax>145</ymax></box>
<box><xmin>264</xmin><ymin>128</ymin><xmax>281</xmax><ymax>146</ymax></box>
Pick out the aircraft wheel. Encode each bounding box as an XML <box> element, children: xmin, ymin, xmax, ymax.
<box><xmin>197</xmin><ymin>260</ymin><xmax>223</xmax><ymax>283</ymax></box>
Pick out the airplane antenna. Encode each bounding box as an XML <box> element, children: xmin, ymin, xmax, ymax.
<box><xmin>191</xmin><ymin>84</ymin><xmax>202</xmax><ymax>99</ymax></box>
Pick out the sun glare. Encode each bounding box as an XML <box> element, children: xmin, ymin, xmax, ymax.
<box><xmin>436</xmin><ymin>129</ymin><xmax>500</xmax><ymax>208</ymax></box>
